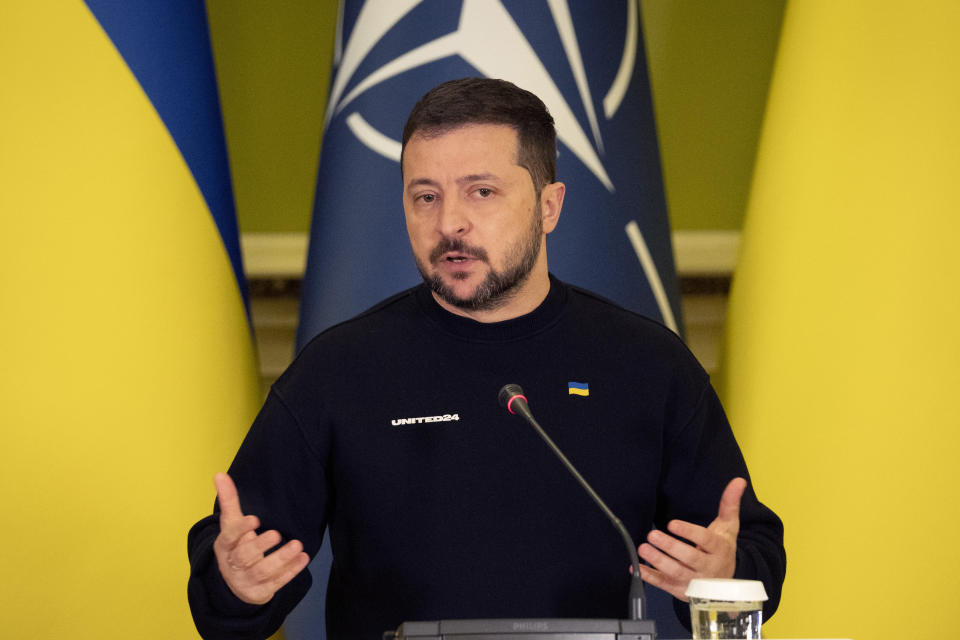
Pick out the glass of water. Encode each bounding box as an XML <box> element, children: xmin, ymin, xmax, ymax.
<box><xmin>686</xmin><ymin>578</ymin><xmax>768</xmax><ymax>639</ymax></box>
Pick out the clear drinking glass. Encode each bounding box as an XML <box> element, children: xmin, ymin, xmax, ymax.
<box><xmin>686</xmin><ymin>578</ymin><xmax>767</xmax><ymax>639</ymax></box>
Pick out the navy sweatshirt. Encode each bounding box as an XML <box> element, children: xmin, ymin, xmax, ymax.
<box><xmin>187</xmin><ymin>276</ymin><xmax>785</xmax><ymax>639</ymax></box>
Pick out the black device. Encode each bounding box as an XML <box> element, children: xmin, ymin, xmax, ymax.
<box><xmin>387</xmin><ymin>384</ymin><xmax>657</xmax><ymax>640</ymax></box>
<box><xmin>390</xmin><ymin>617</ymin><xmax>655</xmax><ymax>639</ymax></box>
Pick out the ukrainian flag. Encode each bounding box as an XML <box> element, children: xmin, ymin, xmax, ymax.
<box><xmin>568</xmin><ymin>382</ymin><xmax>590</xmax><ymax>397</ymax></box>
<box><xmin>1</xmin><ymin>3</ymin><xmax>260</xmax><ymax>638</ymax></box>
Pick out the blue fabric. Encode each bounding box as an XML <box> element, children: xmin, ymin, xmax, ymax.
<box><xmin>84</xmin><ymin>0</ymin><xmax>247</xmax><ymax>307</ymax></box>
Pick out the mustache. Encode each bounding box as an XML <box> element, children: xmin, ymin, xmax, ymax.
<box><xmin>429</xmin><ymin>237</ymin><xmax>489</xmax><ymax>264</ymax></box>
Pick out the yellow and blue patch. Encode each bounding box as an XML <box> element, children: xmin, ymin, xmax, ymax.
<box><xmin>568</xmin><ymin>381</ymin><xmax>590</xmax><ymax>397</ymax></box>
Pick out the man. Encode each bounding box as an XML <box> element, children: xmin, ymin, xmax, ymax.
<box><xmin>187</xmin><ymin>78</ymin><xmax>785</xmax><ymax>639</ymax></box>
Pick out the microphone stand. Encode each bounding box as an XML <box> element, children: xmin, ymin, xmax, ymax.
<box><xmin>499</xmin><ymin>384</ymin><xmax>649</xmax><ymax>622</ymax></box>
<box><xmin>388</xmin><ymin>385</ymin><xmax>657</xmax><ymax>640</ymax></box>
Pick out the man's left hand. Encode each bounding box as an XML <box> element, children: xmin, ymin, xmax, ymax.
<box><xmin>635</xmin><ymin>477</ymin><xmax>746</xmax><ymax>601</ymax></box>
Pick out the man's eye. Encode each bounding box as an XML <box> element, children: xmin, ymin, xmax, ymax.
<box><xmin>419</xmin><ymin>194</ymin><xmax>436</xmax><ymax>203</ymax></box>
<box><xmin>476</xmin><ymin>188</ymin><xmax>492</xmax><ymax>198</ymax></box>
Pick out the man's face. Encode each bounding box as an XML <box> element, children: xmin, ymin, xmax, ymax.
<box><xmin>402</xmin><ymin>124</ymin><xmax>548</xmax><ymax>312</ymax></box>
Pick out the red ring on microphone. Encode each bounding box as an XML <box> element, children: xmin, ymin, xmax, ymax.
<box><xmin>506</xmin><ymin>394</ymin><xmax>527</xmax><ymax>415</ymax></box>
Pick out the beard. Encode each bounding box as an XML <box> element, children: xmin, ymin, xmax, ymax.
<box><xmin>415</xmin><ymin>205</ymin><xmax>543</xmax><ymax>312</ymax></box>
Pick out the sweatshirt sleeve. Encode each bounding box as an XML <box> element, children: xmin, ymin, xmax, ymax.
<box><xmin>187</xmin><ymin>388</ymin><xmax>331</xmax><ymax>640</ymax></box>
<box><xmin>659</xmin><ymin>377</ymin><xmax>787</xmax><ymax>627</ymax></box>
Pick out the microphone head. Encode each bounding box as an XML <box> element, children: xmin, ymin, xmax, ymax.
<box><xmin>498</xmin><ymin>384</ymin><xmax>526</xmax><ymax>413</ymax></box>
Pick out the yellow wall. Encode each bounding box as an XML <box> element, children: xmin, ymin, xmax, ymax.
<box><xmin>643</xmin><ymin>0</ymin><xmax>786</xmax><ymax>230</ymax></box>
<box><xmin>207</xmin><ymin>0</ymin><xmax>338</xmax><ymax>233</ymax></box>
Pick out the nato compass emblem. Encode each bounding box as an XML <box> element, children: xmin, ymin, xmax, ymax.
<box><xmin>299</xmin><ymin>0</ymin><xmax>681</xmax><ymax>345</ymax></box>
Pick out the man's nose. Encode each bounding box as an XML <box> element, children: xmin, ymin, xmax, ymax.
<box><xmin>436</xmin><ymin>198</ymin><xmax>471</xmax><ymax>236</ymax></box>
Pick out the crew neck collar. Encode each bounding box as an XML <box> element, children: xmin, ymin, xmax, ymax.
<box><xmin>415</xmin><ymin>274</ymin><xmax>567</xmax><ymax>343</ymax></box>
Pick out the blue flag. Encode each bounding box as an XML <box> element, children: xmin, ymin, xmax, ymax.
<box><xmin>84</xmin><ymin>0</ymin><xmax>249</xmax><ymax>311</ymax></box>
<box><xmin>289</xmin><ymin>1</ymin><xmax>683</xmax><ymax>637</ymax></box>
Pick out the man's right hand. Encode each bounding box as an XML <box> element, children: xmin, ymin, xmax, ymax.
<box><xmin>212</xmin><ymin>472</ymin><xmax>311</xmax><ymax>605</ymax></box>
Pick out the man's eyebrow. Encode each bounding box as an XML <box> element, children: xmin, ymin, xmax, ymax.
<box><xmin>405</xmin><ymin>177</ymin><xmax>440</xmax><ymax>190</ymax></box>
<box><xmin>457</xmin><ymin>173</ymin><xmax>500</xmax><ymax>185</ymax></box>
<box><xmin>405</xmin><ymin>174</ymin><xmax>501</xmax><ymax>190</ymax></box>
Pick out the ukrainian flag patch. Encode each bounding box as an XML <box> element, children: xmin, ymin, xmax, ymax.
<box><xmin>568</xmin><ymin>381</ymin><xmax>590</xmax><ymax>397</ymax></box>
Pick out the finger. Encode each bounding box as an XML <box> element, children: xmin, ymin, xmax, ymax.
<box><xmin>663</xmin><ymin>519</ymin><xmax>707</xmax><ymax>546</ymax></box>
<box><xmin>667</xmin><ymin>519</ymin><xmax>733</xmax><ymax>557</ymax></box>
<box><xmin>637</xmin><ymin>541</ymin><xmax>696</xmax><ymax>582</ymax></box>
<box><xmin>218</xmin><ymin>541</ymin><xmax>310</xmax><ymax>606</ymax></box>
<box><xmin>245</xmin><ymin>539</ymin><xmax>308</xmax><ymax>586</ymax></box>
<box><xmin>263</xmin><ymin>547</ymin><xmax>311</xmax><ymax>594</ymax></box>
<box><xmin>215</xmin><ymin>472</ymin><xmax>245</xmax><ymax>522</ymax></box>
<box><xmin>637</xmin><ymin>564</ymin><xmax>689</xmax><ymax>602</ymax></box>
<box><xmin>217</xmin><ymin>513</ymin><xmax>261</xmax><ymax>549</ymax></box>
<box><xmin>226</xmin><ymin>529</ymin><xmax>283</xmax><ymax>570</ymax></box>
<box><xmin>716</xmin><ymin>477</ymin><xmax>747</xmax><ymax>525</ymax></box>
<box><xmin>647</xmin><ymin>528</ymin><xmax>704</xmax><ymax>569</ymax></box>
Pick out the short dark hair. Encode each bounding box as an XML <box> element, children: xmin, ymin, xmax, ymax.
<box><xmin>401</xmin><ymin>77</ymin><xmax>557</xmax><ymax>194</ymax></box>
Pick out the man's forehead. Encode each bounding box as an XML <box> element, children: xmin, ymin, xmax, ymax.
<box><xmin>402</xmin><ymin>123</ymin><xmax>521</xmax><ymax>175</ymax></box>
<box><xmin>408</xmin><ymin>121</ymin><xmax>517</xmax><ymax>141</ymax></box>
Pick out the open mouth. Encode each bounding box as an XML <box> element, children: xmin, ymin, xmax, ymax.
<box><xmin>429</xmin><ymin>241</ymin><xmax>488</xmax><ymax>265</ymax></box>
<box><xmin>439</xmin><ymin>252</ymin><xmax>478</xmax><ymax>265</ymax></box>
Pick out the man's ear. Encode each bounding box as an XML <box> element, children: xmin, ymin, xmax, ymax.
<box><xmin>539</xmin><ymin>181</ymin><xmax>565</xmax><ymax>234</ymax></box>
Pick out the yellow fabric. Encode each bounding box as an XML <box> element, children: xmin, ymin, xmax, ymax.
<box><xmin>719</xmin><ymin>2</ymin><xmax>960</xmax><ymax>639</ymax></box>
<box><xmin>0</xmin><ymin>4</ymin><xmax>260</xmax><ymax>638</ymax></box>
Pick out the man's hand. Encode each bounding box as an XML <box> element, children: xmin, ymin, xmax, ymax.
<box><xmin>635</xmin><ymin>477</ymin><xmax>746</xmax><ymax>601</ymax></box>
<box><xmin>212</xmin><ymin>472</ymin><xmax>310</xmax><ymax>605</ymax></box>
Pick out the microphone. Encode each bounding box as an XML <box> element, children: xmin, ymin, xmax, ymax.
<box><xmin>386</xmin><ymin>387</ymin><xmax>657</xmax><ymax>639</ymax></box>
<box><xmin>498</xmin><ymin>384</ymin><xmax>650</xmax><ymax>623</ymax></box>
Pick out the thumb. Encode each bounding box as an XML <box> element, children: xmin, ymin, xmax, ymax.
<box><xmin>215</xmin><ymin>472</ymin><xmax>245</xmax><ymax>523</ymax></box>
<box><xmin>715</xmin><ymin>477</ymin><xmax>747</xmax><ymax>527</ymax></box>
